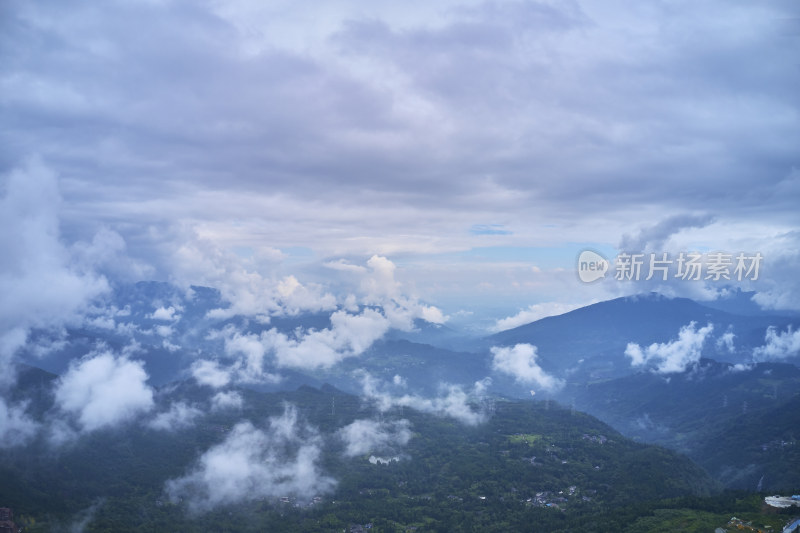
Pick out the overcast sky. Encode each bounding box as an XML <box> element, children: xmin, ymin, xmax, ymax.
<box><xmin>2</xmin><ymin>0</ymin><xmax>799</xmax><ymax>327</ymax></box>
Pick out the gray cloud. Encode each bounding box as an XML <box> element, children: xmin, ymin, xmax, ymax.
<box><xmin>0</xmin><ymin>0</ymin><xmax>798</xmax><ymax>322</ymax></box>
<box><xmin>619</xmin><ymin>214</ymin><xmax>717</xmax><ymax>253</ymax></box>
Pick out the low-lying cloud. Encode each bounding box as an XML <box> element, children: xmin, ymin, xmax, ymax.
<box><xmin>338</xmin><ymin>418</ymin><xmax>412</xmax><ymax>457</ymax></box>
<box><xmin>625</xmin><ymin>322</ymin><xmax>713</xmax><ymax>374</ymax></box>
<box><xmin>54</xmin><ymin>351</ymin><xmax>155</xmax><ymax>432</ymax></box>
<box><xmin>490</xmin><ymin>343</ymin><xmax>565</xmax><ymax>391</ymax></box>
<box><xmin>165</xmin><ymin>404</ymin><xmax>335</xmax><ymax>513</ymax></box>
<box><xmin>359</xmin><ymin>373</ymin><xmax>490</xmax><ymax>426</ymax></box>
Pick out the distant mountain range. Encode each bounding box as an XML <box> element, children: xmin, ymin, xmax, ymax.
<box><xmin>14</xmin><ymin>281</ymin><xmax>800</xmax><ymax>491</ymax></box>
<box><xmin>486</xmin><ymin>293</ymin><xmax>797</xmax><ymax>382</ymax></box>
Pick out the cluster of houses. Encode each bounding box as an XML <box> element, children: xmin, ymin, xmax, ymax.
<box><xmin>523</xmin><ymin>486</ymin><xmax>594</xmax><ymax>509</ymax></box>
<box><xmin>581</xmin><ymin>433</ymin><xmax>608</xmax><ymax>444</ymax></box>
<box><xmin>759</xmin><ymin>439</ymin><xmax>795</xmax><ymax>452</ymax></box>
<box><xmin>0</xmin><ymin>508</ymin><xmax>18</xmax><ymax>533</ymax></box>
<box><xmin>721</xmin><ymin>515</ymin><xmax>800</xmax><ymax>533</ymax></box>
<box><xmin>278</xmin><ymin>495</ymin><xmax>323</xmax><ymax>508</ymax></box>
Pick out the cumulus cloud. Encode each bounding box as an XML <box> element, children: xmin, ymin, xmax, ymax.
<box><xmin>149</xmin><ymin>306</ymin><xmax>180</xmax><ymax>321</ymax></box>
<box><xmin>172</xmin><ymin>236</ymin><xmax>336</xmax><ymax>321</ymax></box>
<box><xmin>359</xmin><ymin>373</ymin><xmax>490</xmax><ymax>426</ymax></box>
<box><xmin>54</xmin><ymin>351</ymin><xmax>155</xmax><ymax>432</ymax></box>
<box><xmin>209</xmin><ymin>305</ymin><xmax>396</xmax><ymax>373</ymax></box>
<box><xmin>266</xmin><ymin>308</ymin><xmax>391</xmax><ymax>369</ymax></box>
<box><xmin>625</xmin><ymin>322</ymin><xmax>714</xmax><ymax>374</ymax></box>
<box><xmin>753</xmin><ymin>326</ymin><xmax>800</xmax><ymax>361</ymax></box>
<box><xmin>359</xmin><ymin>256</ymin><xmax>447</xmax><ymax>330</ymax></box>
<box><xmin>491</xmin><ymin>302</ymin><xmax>584</xmax><ymax>332</ymax></box>
<box><xmin>165</xmin><ymin>404</ymin><xmax>335</xmax><ymax>513</ymax></box>
<box><xmin>148</xmin><ymin>402</ymin><xmax>203</xmax><ymax>431</ymax></box>
<box><xmin>490</xmin><ymin>344</ymin><xmax>564</xmax><ymax>392</ymax></box>
<box><xmin>338</xmin><ymin>418</ymin><xmax>411</xmax><ymax>457</ymax></box>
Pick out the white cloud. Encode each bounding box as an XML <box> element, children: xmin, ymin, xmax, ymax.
<box><xmin>54</xmin><ymin>351</ymin><xmax>155</xmax><ymax>432</ymax></box>
<box><xmin>358</xmin><ymin>256</ymin><xmax>448</xmax><ymax>330</ymax></box>
<box><xmin>369</xmin><ymin>455</ymin><xmax>400</xmax><ymax>465</ymax></box>
<box><xmin>491</xmin><ymin>302</ymin><xmax>585</xmax><ymax>332</ymax></box>
<box><xmin>624</xmin><ymin>322</ymin><xmax>714</xmax><ymax>374</ymax></box>
<box><xmin>338</xmin><ymin>418</ymin><xmax>411</xmax><ymax>457</ymax></box>
<box><xmin>753</xmin><ymin>326</ymin><xmax>800</xmax><ymax>361</ymax></box>
<box><xmin>211</xmin><ymin>391</ymin><xmax>243</xmax><ymax>411</ymax></box>
<box><xmin>286</xmin><ymin>309</ymin><xmax>389</xmax><ymax>363</ymax></box>
<box><xmin>149</xmin><ymin>306</ymin><xmax>180</xmax><ymax>321</ymax></box>
<box><xmin>228</xmin><ymin>308</ymin><xmax>393</xmax><ymax>371</ymax></box>
<box><xmin>359</xmin><ymin>373</ymin><xmax>490</xmax><ymax>426</ymax></box>
<box><xmin>148</xmin><ymin>402</ymin><xmax>203</xmax><ymax>431</ymax></box>
<box><xmin>490</xmin><ymin>344</ymin><xmax>564</xmax><ymax>392</ymax></box>
<box><xmin>165</xmin><ymin>404</ymin><xmax>335</xmax><ymax>513</ymax></box>
<box><xmin>191</xmin><ymin>359</ymin><xmax>232</xmax><ymax>389</ymax></box>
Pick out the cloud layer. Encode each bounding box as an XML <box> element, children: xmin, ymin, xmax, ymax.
<box><xmin>1</xmin><ymin>0</ymin><xmax>797</xmax><ymax>318</ymax></box>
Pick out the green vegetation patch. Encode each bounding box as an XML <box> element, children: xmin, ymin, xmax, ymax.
<box><xmin>507</xmin><ymin>433</ymin><xmax>543</xmax><ymax>446</ymax></box>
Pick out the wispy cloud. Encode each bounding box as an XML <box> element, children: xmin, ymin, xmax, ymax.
<box><xmin>491</xmin><ymin>302</ymin><xmax>584</xmax><ymax>332</ymax></box>
<box><xmin>359</xmin><ymin>372</ymin><xmax>490</xmax><ymax>426</ymax></box>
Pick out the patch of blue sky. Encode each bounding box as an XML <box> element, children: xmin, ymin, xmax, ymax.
<box><xmin>438</xmin><ymin>243</ymin><xmax>619</xmax><ymax>269</ymax></box>
<box><xmin>469</xmin><ymin>224</ymin><xmax>512</xmax><ymax>236</ymax></box>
